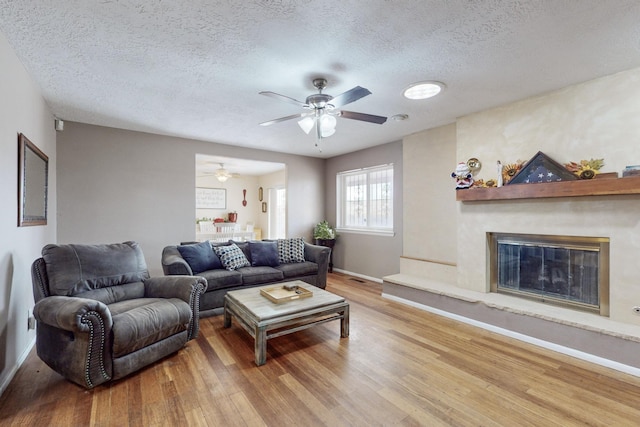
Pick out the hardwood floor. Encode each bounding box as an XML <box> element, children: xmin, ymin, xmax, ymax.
<box><xmin>2</xmin><ymin>273</ymin><xmax>640</xmax><ymax>426</ymax></box>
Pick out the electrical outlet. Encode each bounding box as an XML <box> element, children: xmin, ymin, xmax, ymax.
<box><xmin>632</xmin><ymin>306</ymin><xmax>640</xmax><ymax>315</ymax></box>
<box><xmin>27</xmin><ymin>310</ymin><xmax>36</xmax><ymax>330</ymax></box>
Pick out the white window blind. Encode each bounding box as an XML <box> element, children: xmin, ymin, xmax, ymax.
<box><xmin>337</xmin><ymin>164</ymin><xmax>393</xmax><ymax>234</ymax></box>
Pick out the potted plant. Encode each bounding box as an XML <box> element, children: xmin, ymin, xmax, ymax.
<box><xmin>313</xmin><ymin>220</ymin><xmax>336</xmax><ymax>272</ymax></box>
<box><xmin>313</xmin><ymin>220</ymin><xmax>336</xmax><ymax>241</ymax></box>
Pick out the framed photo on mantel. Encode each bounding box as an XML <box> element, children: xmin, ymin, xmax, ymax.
<box><xmin>196</xmin><ymin>187</ymin><xmax>226</xmax><ymax>209</ymax></box>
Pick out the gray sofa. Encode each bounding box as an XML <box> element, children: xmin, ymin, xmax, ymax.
<box><xmin>31</xmin><ymin>241</ymin><xmax>207</xmax><ymax>389</ymax></box>
<box><xmin>161</xmin><ymin>239</ymin><xmax>331</xmax><ymax>316</ymax></box>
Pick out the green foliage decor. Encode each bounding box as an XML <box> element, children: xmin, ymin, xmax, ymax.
<box><xmin>313</xmin><ymin>220</ymin><xmax>336</xmax><ymax>240</ymax></box>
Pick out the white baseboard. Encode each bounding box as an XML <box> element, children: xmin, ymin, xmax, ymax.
<box><xmin>0</xmin><ymin>337</ymin><xmax>36</xmax><ymax>397</ymax></box>
<box><xmin>332</xmin><ymin>268</ymin><xmax>382</xmax><ymax>284</ymax></box>
<box><xmin>383</xmin><ymin>293</ymin><xmax>640</xmax><ymax>378</ymax></box>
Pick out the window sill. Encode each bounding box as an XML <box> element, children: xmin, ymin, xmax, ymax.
<box><xmin>336</xmin><ymin>228</ymin><xmax>395</xmax><ymax>237</ymax></box>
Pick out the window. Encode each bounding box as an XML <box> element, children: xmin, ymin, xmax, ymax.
<box><xmin>336</xmin><ymin>164</ymin><xmax>394</xmax><ymax>235</ymax></box>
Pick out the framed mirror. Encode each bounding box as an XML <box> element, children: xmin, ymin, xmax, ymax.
<box><xmin>18</xmin><ymin>133</ymin><xmax>48</xmax><ymax>226</ymax></box>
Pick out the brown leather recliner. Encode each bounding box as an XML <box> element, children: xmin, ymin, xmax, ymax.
<box><xmin>31</xmin><ymin>241</ymin><xmax>207</xmax><ymax>389</ymax></box>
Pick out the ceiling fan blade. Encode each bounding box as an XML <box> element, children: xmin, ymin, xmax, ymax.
<box><xmin>260</xmin><ymin>113</ymin><xmax>311</xmax><ymax>126</ymax></box>
<box><xmin>339</xmin><ymin>110</ymin><xmax>387</xmax><ymax>124</ymax></box>
<box><xmin>328</xmin><ymin>86</ymin><xmax>371</xmax><ymax>109</ymax></box>
<box><xmin>259</xmin><ymin>91</ymin><xmax>308</xmax><ymax>108</ymax></box>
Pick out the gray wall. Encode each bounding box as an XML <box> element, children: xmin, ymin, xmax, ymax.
<box><xmin>57</xmin><ymin>122</ymin><xmax>325</xmax><ymax>276</ymax></box>
<box><xmin>325</xmin><ymin>141</ymin><xmax>403</xmax><ymax>280</ymax></box>
<box><xmin>0</xmin><ymin>32</ymin><xmax>56</xmax><ymax>393</ymax></box>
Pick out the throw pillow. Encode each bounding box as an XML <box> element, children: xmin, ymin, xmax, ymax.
<box><xmin>248</xmin><ymin>241</ymin><xmax>280</xmax><ymax>267</ymax></box>
<box><xmin>213</xmin><ymin>243</ymin><xmax>251</xmax><ymax>271</ymax></box>
<box><xmin>230</xmin><ymin>240</ymin><xmax>252</xmax><ymax>263</ymax></box>
<box><xmin>177</xmin><ymin>241</ymin><xmax>222</xmax><ymax>274</ymax></box>
<box><xmin>277</xmin><ymin>237</ymin><xmax>305</xmax><ymax>264</ymax></box>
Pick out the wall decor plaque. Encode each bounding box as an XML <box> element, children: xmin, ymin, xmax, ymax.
<box><xmin>18</xmin><ymin>133</ymin><xmax>48</xmax><ymax>226</ymax></box>
<box><xmin>196</xmin><ymin>187</ymin><xmax>226</xmax><ymax>209</ymax></box>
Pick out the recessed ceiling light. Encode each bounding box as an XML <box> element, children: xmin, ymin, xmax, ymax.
<box><xmin>403</xmin><ymin>81</ymin><xmax>445</xmax><ymax>100</ymax></box>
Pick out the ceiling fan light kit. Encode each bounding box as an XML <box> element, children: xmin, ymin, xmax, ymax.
<box><xmin>260</xmin><ymin>77</ymin><xmax>387</xmax><ymax>148</ymax></box>
<box><xmin>297</xmin><ymin>116</ymin><xmax>315</xmax><ymax>134</ymax></box>
<box><xmin>215</xmin><ymin>163</ymin><xmax>232</xmax><ymax>182</ymax></box>
<box><xmin>403</xmin><ymin>81</ymin><xmax>446</xmax><ymax>100</ymax></box>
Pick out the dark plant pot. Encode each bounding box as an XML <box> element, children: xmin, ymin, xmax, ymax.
<box><xmin>314</xmin><ymin>238</ymin><xmax>335</xmax><ymax>247</ymax></box>
<box><xmin>314</xmin><ymin>238</ymin><xmax>335</xmax><ymax>273</ymax></box>
<box><xmin>228</xmin><ymin>212</ymin><xmax>238</xmax><ymax>222</ymax></box>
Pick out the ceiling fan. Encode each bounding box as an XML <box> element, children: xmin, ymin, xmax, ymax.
<box><xmin>259</xmin><ymin>78</ymin><xmax>387</xmax><ymax>147</ymax></box>
<box><xmin>198</xmin><ymin>163</ymin><xmax>238</xmax><ymax>182</ymax></box>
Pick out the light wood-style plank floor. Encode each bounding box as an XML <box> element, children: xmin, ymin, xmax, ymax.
<box><xmin>2</xmin><ymin>273</ymin><xmax>640</xmax><ymax>426</ymax></box>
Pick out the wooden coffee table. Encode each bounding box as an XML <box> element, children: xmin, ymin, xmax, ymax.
<box><xmin>223</xmin><ymin>281</ymin><xmax>349</xmax><ymax>366</ymax></box>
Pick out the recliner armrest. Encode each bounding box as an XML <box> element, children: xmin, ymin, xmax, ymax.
<box><xmin>33</xmin><ymin>295</ymin><xmax>114</xmax><ymax>389</ymax></box>
<box><xmin>144</xmin><ymin>275</ymin><xmax>207</xmax><ymax>340</ymax></box>
<box><xmin>144</xmin><ymin>275</ymin><xmax>207</xmax><ymax>302</ymax></box>
<box><xmin>33</xmin><ymin>296</ymin><xmax>113</xmax><ymax>332</ymax></box>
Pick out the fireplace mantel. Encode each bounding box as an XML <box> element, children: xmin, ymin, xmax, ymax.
<box><xmin>456</xmin><ymin>175</ymin><xmax>640</xmax><ymax>202</ymax></box>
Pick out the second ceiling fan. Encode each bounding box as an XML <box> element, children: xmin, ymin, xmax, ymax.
<box><xmin>259</xmin><ymin>78</ymin><xmax>387</xmax><ymax>146</ymax></box>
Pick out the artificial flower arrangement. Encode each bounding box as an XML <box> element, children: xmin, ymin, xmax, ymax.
<box><xmin>564</xmin><ymin>158</ymin><xmax>604</xmax><ymax>179</ymax></box>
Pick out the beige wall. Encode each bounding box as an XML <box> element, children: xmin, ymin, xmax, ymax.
<box><xmin>325</xmin><ymin>141</ymin><xmax>403</xmax><ymax>280</ymax></box>
<box><xmin>0</xmin><ymin>32</ymin><xmax>56</xmax><ymax>392</ymax></box>
<box><xmin>401</xmin><ymin>67</ymin><xmax>640</xmax><ymax>327</ymax></box>
<box><xmin>401</xmin><ymin>124</ymin><xmax>458</xmax><ymax>284</ymax></box>
<box><xmin>403</xmin><ymin>124</ymin><xmax>458</xmax><ymax>263</ymax></box>
<box><xmin>57</xmin><ymin>122</ymin><xmax>324</xmax><ymax>276</ymax></box>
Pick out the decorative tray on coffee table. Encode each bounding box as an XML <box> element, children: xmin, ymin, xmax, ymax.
<box><xmin>260</xmin><ymin>284</ymin><xmax>313</xmax><ymax>304</ymax></box>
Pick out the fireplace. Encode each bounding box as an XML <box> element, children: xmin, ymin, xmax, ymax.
<box><xmin>488</xmin><ymin>233</ymin><xmax>609</xmax><ymax>316</ymax></box>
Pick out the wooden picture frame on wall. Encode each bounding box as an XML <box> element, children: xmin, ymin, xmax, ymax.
<box><xmin>18</xmin><ymin>133</ymin><xmax>48</xmax><ymax>226</ymax></box>
<box><xmin>196</xmin><ymin>187</ymin><xmax>226</xmax><ymax>209</ymax></box>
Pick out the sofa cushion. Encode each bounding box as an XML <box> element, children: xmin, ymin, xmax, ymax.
<box><xmin>248</xmin><ymin>241</ymin><xmax>280</xmax><ymax>267</ymax></box>
<box><xmin>42</xmin><ymin>241</ymin><xmax>150</xmax><ymax>296</ymax></box>
<box><xmin>275</xmin><ymin>261</ymin><xmax>318</xmax><ymax>278</ymax></box>
<box><xmin>197</xmin><ymin>269</ymin><xmax>242</xmax><ymax>291</ymax></box>
<box><xmin>109</xmin><ymin>298</ymin><xmax>191</xmax><ymax>358</ymax></box>
<box><xmin>177</xmin><ymin>241</ymin><xmax>222</xmax><ymax>274</ymax></box>
<box><xmin>237</xmin><ymin>266</ymin><xmax>284</xmax><ymax>285</ymax></box>
<box><xmin>213</xmin><ymin>243</ymin><xmax>251</xmax><ymax>270</ymax></box>
<box><xmin>277</xmin><ymin>238</ymin><xmax>305</xmax><ymax>264</ymax></box>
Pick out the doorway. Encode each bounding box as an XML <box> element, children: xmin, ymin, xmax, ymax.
<box><xmin>267</xmin><ymin>186</ymin><xmax>286</xmax><ymax>239</ymax></box>
<box><xmin>195</xmin><ymin>154</ymin><xmax>286</xmax><ymax>241</ymax></box>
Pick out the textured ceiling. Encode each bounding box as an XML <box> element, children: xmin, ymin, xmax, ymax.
<box><xmin>1</xmin><ymin>1</ymin><xmax>640</xmax><ymax>158</ymax></box>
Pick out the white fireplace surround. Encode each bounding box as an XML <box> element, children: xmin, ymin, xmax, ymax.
<box><xmin>384</xmin><ymin>67</ymin><xmax>640</xmax><ymax>375</ymax></box>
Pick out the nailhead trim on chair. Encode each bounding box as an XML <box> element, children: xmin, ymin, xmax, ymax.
<box><xmin>33</xmin><ymin>258</ymin><xmax>49</xmax><ymax>299</ymax></box>
<box><xmin>188</xmin><ymin>282</ymin><xmax>206</xmax><ymax>340</ymax></box>
<box><xmin>80</xmin><ymin>311</ymin><xmax>111</xmax><ymax>388</ymax></box>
